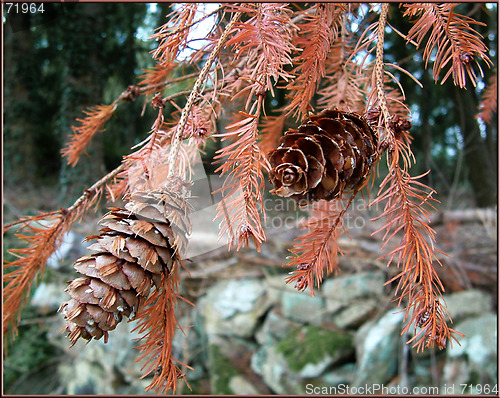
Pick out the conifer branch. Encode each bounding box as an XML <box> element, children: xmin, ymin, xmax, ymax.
<box><xmin>133</xmin><ymin>260</ymin><xmax>187</xmax><ymax>394</ymax></box>
<box><xmin>258</xmin><ymin>114</ymin><xmax>287</xmax><ymax>155</ymax></box>
<box><xmin>61</xmin><ymin>72</ymin><xmax>197</xmax><ymax>169</ymax></box>
<box><xmin>130</xmin><ymin>181</ymin><xmax>194</xmax><ymax>393</ymax></box>
<box><xmin>371</xmin><ymin>146</ymin><xmax>463</xmax><ymax>351</ymax></box>
<box><xmin>214</xmin><ymin>4</ymin><xmax>298</xmax><ymax>250</ymax></box>
<box><xmin>225</xmin><ymin>3</ymin><xmax>296</xmax><ymax>106</ymax></box>
<box><xmin>368</xmin><ymin>3</ymin><xmax>461</xmax><ymax>352</ymax></box>
<box><xmin>3</xmin><ymin>163</ymin><xmax>128</xmax><ymax>340</ymax></box>
<box><xmin>4</xmin><ymin>214</ymin><xmax>73</xmax><ymax>340</ymax></box>
<box><xmin>214</xmin><ymin>95</ymin><xmax>269</xmax><ymax>251</ymax></box>
<box><xmin>167</xmin><ymin>11</ymin><xmax>242</xmax><ymax>179</ymax></box>
<box><xmin>150</xmin><ymin>4</ymin><xmax>199</xmax><ymax>63</ymax></box>
<box><xmin>138</xmin><ymin>61</ymin><xmax>179</xmax><ymax>95</ymax></box>
<box><xmin>403</xmin><ymin>3</ymin><xmax>493</xmax><ymax>88</ymax></box>
<box><xmin>318</xmin><ymin>15</ymin><xmax>365</xmax><ymax>112</ymax></box>
<box><xmin>156</xmin><ymin>5</ymin><xmax>224</xmax><ymax>42</ymax></box>
<box><xmin>62</xmin><ymin>103</ymin><xmax>119</xmax><ymax>167</ymax></box>
<box><xmin>285</xmin><ymin>4</ymin><xmax>345</xmax><ymax>119</ymax></box>
<box><xmin>285</xmin><ymin>197</ymin><xmax>354</xmax><ymax>295</ymax></box>
<box><xmin>8</xmin><ymin>5</ymin><xmax>494</xmax><ymax>390</ymax></box>
<box><xmin>373</xmin><ymin>3</ymin><xmax>393</xmax><ymax>142</ymax></box>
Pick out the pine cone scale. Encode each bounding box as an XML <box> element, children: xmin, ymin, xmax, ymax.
<box><xmin>268</xmin><ymin>109</ymin><xmax>378</xmax><ymax>205</ymax></box>
<box><xmin>60</xmin><ymin>190</ymin><xmax>188</xmax><ymax>345</ymax></box>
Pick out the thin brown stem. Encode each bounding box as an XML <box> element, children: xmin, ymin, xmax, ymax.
<box><xmin>67</xmin><ymin>164</ymin><xmax>126</xmax><ymax>213</ymax></box>
<box><xmin>167</xmin><ymin>12</ymin><xmax>242</xmax><ymax>179</ymax></box>
<box><xmin>138</xmin><ymin>69</ymin><xmax>214</xmax><ymax>95</ymax></box>
<box><xmin>3</xmin><ymin>210</ymin><xmax>62</xmax><ymax>232</ymax></box>
<box><xmin>375</xmin><ymin>3</ymin><xmax>392</xmax><ymax>135</ymax></box>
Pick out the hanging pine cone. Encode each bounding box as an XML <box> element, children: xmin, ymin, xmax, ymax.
<box><xmin>268</xmin><ymin>109</ymin><xmax>378</xmax><ymax>205</ymax></box>
<box><xmin>59</xmin><ymin>189</ymin><xmax>191</xmax><ymax>346</ymax></box>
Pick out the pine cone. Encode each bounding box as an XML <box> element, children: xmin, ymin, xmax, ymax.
<box><xmin>268</xmin><ymin>109</ymin><xmax>378</xmax><ymax>204</ymax></box>
<box><xmin>59</xmin><ymin>189</ymin><xmax>191</xmax><ymax>346</ymax></box>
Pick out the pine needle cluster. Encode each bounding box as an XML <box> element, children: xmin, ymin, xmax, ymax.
<box><xmin>4</xmin><ymin>3</ymin><xmax>496</xmax><ymax>394</ymax></box>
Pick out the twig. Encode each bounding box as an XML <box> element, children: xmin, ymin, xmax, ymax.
<box><xmin>167</xmin><ymin>12</ymin><xmax>242</xmax><ymax>179</ymax></box>
<box><xmin>138</xmin><ymin>68</ymin><xmax>215</xmax><ymax>95</ymax></box>
<box><xmin>154</xmin><ymin>5</ymin><xmax>225</xmax><ymax>41</ymax></box>
<box><xmin>4</xmin><ymin>164</ymin><xmax>126</xmax><ymax>233</ymax></box>
<box><xmin>3</xmin><ymin>210</ymin><xmax>62</xmax><ymax>232</ymax></box>
<box><xmin>374</xmin><ymin>3</ymin><xmax>392</xmax><ymax>135</ymax></box>
<box><xmin>67</xmin><ymin>163</ymin><xmax>126</xmax><ymax>213</ymax></box>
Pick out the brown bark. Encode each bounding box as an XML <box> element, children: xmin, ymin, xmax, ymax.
<box><xmin>420</xmin><ymin>69</ymin><xmax>434</xmax><ymax>187</ymax></box>
<box><xmin>58</xmin><ymin>4</ymin><xmax>107</xmax><ymax>203</ymax></box>
<box><xmin>4</xmin><ymin>13</ymin><xmax>37</xmax><ymax>186</ymax></box>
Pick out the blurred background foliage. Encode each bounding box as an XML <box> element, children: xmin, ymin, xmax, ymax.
<box><xmin>3</xmin><ymin>3</ymin><xmax>498</xmax><ymax>209</ymax></box>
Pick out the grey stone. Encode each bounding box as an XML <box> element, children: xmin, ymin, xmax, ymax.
<box><xmin>320</xmin><ymin>362</ymin><xmax>356</xmax><ymax>387</ymax></box>
<box><xmin>31</xmin><ymin>282</ymin><xmax>69</xmax><ymax>313</ymax></box>
<box><xmin>229</xmin><ymin>375</ymin><xmax>260</xmax><ymax>395</ymax></box>
<box><xmin>57</xmin><ymin>320</ymin><xmax>146</xmax><ymax>394</ymax></box>
<box><xmin>212</xmin><ymin>279</ymin><xmax>266</xmax><ymax>318</ymax></box>
<box><xmin>275</xmin><ymin>325</ymin><xmax>354</xmax><ymax>378</ymax></box>
<box><xmin>442</xmin><ymin>289</ymin><xmax>492</xmax><ymax>322</ymax></box>
<box><xmin>197</xmin><ymin>279</ymin><xmax>271</xmax><ymax>337</ymax></box>
<box><xmin>281</xmin><ymin>291</ymin><xmax>324</xmax><ymax>325</ymax></box>
<box><xmin>255</xmin><ymin>309</ymin><xmax>298</xmax><ymax>345</ymax></box>
<box><xmin>61</xmin><ymin>360</ymin><xmax>111</xmax><ymax>395</ymax></box>
<box><xmin>207</xmin><ymin>333</ymin><xmax>257</xmax><ymax>358</ymax></box>
<box><xmin>445</xmin><ymin>312</ymin><xmax>497</xmax><ymax>383</ymax></box>
<box><xmin>172</xmin><ymin>314</ymin><xmax>202</xmax><ymax>362</ymax></box>
<box><xmin>264</xmin><ymin>274</ymin><xmax>299</xmax><ymax>304</ymax></box>
<box><xmin>324</xmin><ymin>297</ymin><xmax>345</xmax><ymax>314</ymax></box>
<box><xmin>207</xmin><ymin>335</ymin><xmax>257</xmax><ymax>394</ymax></box>
<box><xmin>327</xmin><ymin>299</ymin><xmax>379</xmax><ymax>329</ymax></box>
<box><xmin>321</xmin><ymin>271</ymin><xmax>386</xmax><ymax>303</ymax></box>
<box><xmin>251</xmin><ymin>345</ymin><xmax>302</xmax><ymax>394</ymax></box>
<box><xmin>441</xmin><ymin>357</ymin><xmax>470</xmax><ymax>393</ymax></box>
<box><xmin>353</xmin><ymin>308</ymin><xmax>405</xmax><ymax>387</ymax></box>
<box><xmin>252</xmin><ymin>325</ymin><xmax>354</xmax><ymax>394</ymax></box>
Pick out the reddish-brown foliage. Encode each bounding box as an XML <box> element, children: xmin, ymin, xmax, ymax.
<box><xmin>477</xmin><ymin>71</ymin><xmax>498</xmax><ymax>124</ymax></box>
<box><xmin>403</xmin><ymin>3</ymin><xmax>493</xmax><ymax>88</ymax></box>
<box><xmin>62</xmin><ymin>104</ymin><xmax>118</xmax><ymax>167</ymax></box>
<box><xmin>258</xmin><ymin>114</ymin><xmax>287</xmax><ymax>155</ymax></box>
<box><xmin>3</xmin><ymin>185</ymin><xmax>104</xmax><ymax>340</ymax></box>
<box><xmin>4</xmin><ymin>3</ymin><xmax>495</xmax><ymax>393</ymax></box>
<box><xmin>214</xmin><ymin>106</ymin><xmax>269</xmax><ymax>251</ymax></box>
<box><xmin>133</xmin><ymin>262</ymin><xmax>188</xmax><ymax>394</ymax></box>
<box><xmin>285</xmin><ymin>199</ymin><xmax>344</xmax><ymax>295</ymax></box>
<box><xmin>150</xmin><ymin>4</ymin><xmax>198</xmax><ymax>63</ymax></box>
<box><xmin>285</xmin><ymin>4</ymin><xmax>345</xmax><ymax>119</ymax></box>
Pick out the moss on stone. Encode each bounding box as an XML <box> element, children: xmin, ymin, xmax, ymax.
<box><xmin>276</xmin><ymin>325</ymin><xmax>353</xmax><ymax>372</ymax></box>
<box><xmin>208</xmin><ymin>344</ymin><xmax>240</xmax><ymax>394</ymax></box>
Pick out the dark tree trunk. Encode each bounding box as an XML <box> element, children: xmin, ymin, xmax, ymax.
<box><xmin>4</xmin><ymin>13</ymin><xmax>37</xmax><ymax>186</ymax></box>
<box><xmin>57</xmin><ymin>4</ymin><xmax>107</xmax><ymax>204</ymax></box>
<box><xmin>484</xmin><ymin>111</ymin><xmax>498</xmax><ymax>171</ymax></box>
<box><xmin>454</xmin><ymin>84</ymin><xmax>497</xmax><ymax>207</ymax></box>
<box><xmin>420</xmin><ymin>69</ymin><xmax>434</xmax><ymax>187</ymax></box>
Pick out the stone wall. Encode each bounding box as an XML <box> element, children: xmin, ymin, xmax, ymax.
<box><xmin>23</xmin><ymin>269</ymin><xmax>497</xmax><ymax>395</ymax></box>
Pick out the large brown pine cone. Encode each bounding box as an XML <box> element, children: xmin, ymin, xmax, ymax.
<box><xmin>268</xmin><ymin>109</ymin><xmax>378</xmax><ymax>205</ymax></box>
<box><xmin>59</xmin><ymin>190</ymin><xmax>191</xmax><ymax>346</ymax></box>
